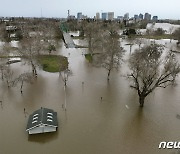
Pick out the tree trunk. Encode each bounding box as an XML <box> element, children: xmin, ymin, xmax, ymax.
<box><xmin>21</xmin><ymin>80</ymin><xmax>23</xmax><ymax>94</ymax></box>
<box><xmin>31</xmin><ymin>62</ymin><xmax>37</xmax><ymax>77</ymax></box>
<box><xmin>107</xmin><ymin>69</ymin><xmax>111</xmax><ymax>80</ymax></box>
<box><xmin>64</xmin><ymin>79</ymin><xmax>67</xmax><ymax>86</ymax></box>
<box><xmin>139</xmin><ymin>96</ymin><xmax>145</xmax><ymax>107</ymax></box>
<box><xmin>130</xmin><ymin>45</ymin><xmax>132</xmax><ymax>53</ymax></box>
<box><xmin>7</xmin><ymin>80</ymin><xmax>10</xmax><ymax>88</ymax></box>
<box><xmin>1</xmin><ymin>69</ymin><xmax>3</xmax><ymax>80</ymax></box>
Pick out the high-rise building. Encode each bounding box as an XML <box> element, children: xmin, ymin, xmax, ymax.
<box><xmin>82</xmin><ymin>15</ymin><xmax>88</xmax><ymax>19</ymax></box>
<box><xmin>108</xmin><ymin>12</ymin><xmax>114</xmax><ymax>20</ymax></box>
<box><xmin>77</xmin><ymin>12</ymin><xmax>82</xmax><ymax>20</ymax></box>
<box><xmin>134</xmin><ymin>15</ymin><xmax>139</xmax><ymax>19</ymax></box>
<box><xmin>144</xmin><ymin>13</ymin><xmax>151</xmax><ymax>20</ymax></box>
<box><xmin>152</xmin><ymin>16</ymin><xmax>158</xmax><ymax>21</ymax></box>
<box><xmin>124</xmin><ymin>13</ymin><xmax>129</xmax><ymax>20</ymax></box>
<box><xmin>134</xmin><ymin>14</ymin><xmax>139</xmax><ymax>22</ymax></box>
<box><xmin>139</xmin><ymin>13</ymin><xmax>143</xmax><ymax>20</ymax></box>
<box><xmin>117</xmin><ymin>16</ymin><xmax>123</xmax><ymax>22</ymax></box>
<box><xmin>96</xmin><ymin>12</ymin><xmax>100</xmax><ymax>20</ymax></box>
<box><xmin>102</xmin><ymin>13</ymin><xmax>107</xmax><ymax>20</ymax></box>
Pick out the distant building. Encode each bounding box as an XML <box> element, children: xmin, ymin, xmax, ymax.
<box><xmin>6</xmin><ymin>26</ymin><xmax>17</xmax><ymax>31</ymax></box>
<box><xmin>117</xmin><ymin>16</ymin><xmax>124</xmax><ymax>22</ymax></box>
<box><xmin>108</xmin><ymin>12</ymin><xmax>114</xmax><ymax>20</ymax></box>
<box><xmin>68</xmin><ymin>15</ymin><xmax>76</xmax><ymax>20</ymax></box>
<box><xmin>77</xmin><ymin>12</ymin><xmax>82</xmax><ymax>20</ymax></box>
<box><xmin>26</xmin><ymin>107</ymin><xmax>58</xmax><ymax>135</ymax></box>
<box><xmin>134</xmin><ymin>14</ymin><xmax>139</xmax><ymax>22</ymax></box>
<box><xmin>96</xmin><ymin>12</ymin><xmax>100</xmax><ymax>20</ymax></box>
<box><xmin>124</xmin><ymin>13</ymin><xmax>129</xmax><ymax>20</ymax></box>
<box><xmin>82</xmin><ymin>15</ymin><xmax>88</xmax><ymax>19</ymax></box>
<box><xmin>102</xmin><ymin>12</ymin><xmax>107</xmax><ymax>20</ymax></box>
<box><xmin>139</xmin><ymin>13</ymin><xmax>144</xmax><ymax>20</ymax></box>
<box><xmin>152</xmin><ymin>16</ymin><xmax>158</xmax><ymax>21</ymax></box>
<box><xmin>144</xmin><ymin>13</ymin><xmax>151</xmax><ymax>20</ymax></box>
<box><xmin>128</xmin><ymin>18</ymin><xmax>136</xmax><ymax>24</ymax></box>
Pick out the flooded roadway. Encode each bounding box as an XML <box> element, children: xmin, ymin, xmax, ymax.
<box><xmin>0</xmin><ymin>39</ymin><xmax>180</xmax><ymax>154</ymax></box>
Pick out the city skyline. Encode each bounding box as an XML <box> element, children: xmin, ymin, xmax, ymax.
<box><xmin>0</xmin><ymin>0</ymin><xmax>179</xmax><ymax>19</ymax></box>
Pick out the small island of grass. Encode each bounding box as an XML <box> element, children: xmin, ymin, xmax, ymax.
<box><xmin>85</xmin><ymin>54</ymin><xmax>93</xmax><ymax>63</ymax></box>
<box><xmin>38</xmin><ymin>55</ymin><xmax>68</xmax><ymax>73</ymax></box>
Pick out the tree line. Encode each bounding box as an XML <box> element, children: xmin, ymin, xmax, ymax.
<box><xmin>0</xmin><ymin>18</ymin><xmax>180</xmax><ymax>108</ymax></box>
<box><xmin>77</xmin><ymin>20</ymin><xmax>180</xmax><ymax>107</ymax></box>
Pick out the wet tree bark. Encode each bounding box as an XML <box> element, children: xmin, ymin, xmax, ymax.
<box><xmin>21</xmin><ymin>80</ymin><xmax>24</xmax><ymax>94</ymax></box>
<box><xmin>64</xmin><ymin>79</ymin><xmax>67</xmax><ymax>86</ymax></box>
<box><xmin>1</xmin><ymin>68</ymin><xmax>3</xmax><ymax>80</ymax></box>
<box><xmin>139</xmin><ymin>95</ymin><xmax>145</xmax><ymax>107</ymax></box>
<box><xmin>130</xmin><ymin>45</ymin><xmax>132</xmax><ymax>53</ymax></box>
<box><xmin>31</xmin><ymin>61</ymin><xmax>37</xmax><ymax>77</ymax></box>
<box><xmin>107</xmin><ymin>69</ymin><xmax>111</xmax><ymax>80</ymax></box>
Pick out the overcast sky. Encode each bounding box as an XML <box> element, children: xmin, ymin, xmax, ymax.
<box><xmin>0</xmin><ymin>0</ymin><xmax>179</xmax><ymax>19</ymax></box>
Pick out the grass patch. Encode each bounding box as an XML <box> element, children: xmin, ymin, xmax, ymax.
<box><xmin>38</xmin><ymin>55</ymin><xmax>68</xmax><ymax>73</ymax></box>
<box><xmin>0</xmin><ymin>55</ymin><xmax>21</xmax><ymax>58</ymax></box>
<box><xmin>72</xmin><ymin>36</ymin><xmax>84</xmax><ymax>39</ymax></box>
<box><xmin>85</xmin><ymin>54</ymin><xmax>93</xmax><ymax>63</ymax></box>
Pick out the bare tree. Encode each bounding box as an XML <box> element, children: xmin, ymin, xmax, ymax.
<box><xmin>173</xmin><ymin>28</ymin><xmax>180</xmax><ymax>46</ymax></box>
<box><xmin>0</xmin><ymin>64</ymin><xmax>6</xmax><ymax>81</ymax></box>
<box><xmin>3</xmin><ymin>66</ymin><xmax>14</xmax><ymax>88</ymax></box>
<box><xmin>18</xmin><ymin>38</ymin><xmax>39</xmax><ymax>76</ymax></box>
<box><xmin>135</xmin><ymin>37</ymin><xmax>144</xmax><ymax>50</ymax></box>
<box><xmin>2</xmin><ymin>42</ymin><xmax>12</xmax><ymax>57</ymax></box>
<box><xmin>0</xmin><ymin>23</ymin><xmax>10</xmax><ymax>42</ymax></box>
<box><xmin>128</xmin><ymin>44</ymin><xmax>180</xmax><ymax>107</ymax></box>
<box><xmin>126</xmin><ymin>37</ymin><xmax>135</xmax><ymax>53</ymax></box>
<box><xmin>154</xmin><ymin>28</ymin><xmax>166</xmax><ymax>36</ymax></box>
<box><xmin>39</xmin><ymin>21</ymin><xmax>60</xmax><ymax>55</ymax></box>
<box><xmin>59</xmin><ymin>69</ymin><xmax>72</xmax><ymax>86</ymax></box>
<box><xmin>97</xmin><ymin>29</ymin><xmax>124</xmax><ymax>80</ymax></box>
<box><xmin>83</xmin><ymin>22</ymin><xmax>103</xmax><ymax>55</ymax></box>
<box><xmin>169</xmin><ymin>27</ymin><xmax>174</xmax><ymax>43</ymax></box>
<box><xmin>146</xmin><ymin>23</ymin><xmax>154</xmax><ymax>40</ymax></box>
<box><xmin>14</xmin><ymin>72</ymin><xmax>34</xmax><ymax>94</ymax></box>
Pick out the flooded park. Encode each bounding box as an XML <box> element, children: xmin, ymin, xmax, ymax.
<box><xmin>0</xmin><ymin>32</ymin><xmax>180</xmax><ymax>154</ymax></box>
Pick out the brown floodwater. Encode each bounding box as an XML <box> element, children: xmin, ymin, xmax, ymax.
<box><xmin>0</xmin><ymin>39</ymin><xmax>180</xmax><ymax>154</ymax></box>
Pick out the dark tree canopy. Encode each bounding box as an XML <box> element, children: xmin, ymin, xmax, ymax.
<box><xmin>173</xmin><ymin>27</ymin><xmax>180</xmax><ymax>44</ymax></box>
<box><xmin>154</xmin><ymin>28</ymin><xmax>166</xmax><ymax>35</ymax></box>
<box><xmin>128</xmin><ymin>44</ymin><xmax>180</xmax><ymax>107</ymax></box>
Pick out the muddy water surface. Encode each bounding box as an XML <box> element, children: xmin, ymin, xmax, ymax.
<box><xmin>0</xmin><ymin>39</ymin><xmax>180</xmax><ymax>154</ymax></box>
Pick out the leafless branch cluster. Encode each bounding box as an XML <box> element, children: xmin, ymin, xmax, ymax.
<box><xmin>128</xmin><ymin>44</ymin><xmax>180</xmax><ymax>107</ymax></box>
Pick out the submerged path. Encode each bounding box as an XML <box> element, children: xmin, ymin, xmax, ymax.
<box><xmin>62</xmin><ymin>32</ymin><xmax>76</xmax><ymax>48</ymax></box>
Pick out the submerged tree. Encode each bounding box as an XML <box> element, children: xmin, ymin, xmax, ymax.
<box><xmin>18</xmin><ymin>38</ymin><xmax>39</xmax><ymax>76</ymax></box>
<box><xmin>83</xmin><ymin>22</ymin><xmax>103</xmax><ymax>55</ymax></box>
<box><xmin>14</xmin><ymin>72</ymin><xmax>34</xmax><ymax>94</ymax></box>
<box><xmin>126</xmin><ymin>37</ymin><xmax>135</xmax><ymax>53</ymax></box>
<box><xmin>59</xmin><ymin>69</ymin><xmax>72</xmax><ymax>87</ymax></box>
<box><xmin>154</xmin><ymin>28</ymin><xmax>166</xmax><ymax>36</ymax></box>
<box><xmin>169</xmin><ymin>27</ymin><xmax>174</xmax><ymax>43</ymax></box>
<box><xmin>3</xmin><ymin>66</ymin><xmax>14</xmax><ymax>88</ymax></box>
<box><xmin>97</xmin><ymin>28</ymin><xmax>124</xmax><ymax>80</ymax></box>
<box><xmin>0</xmin><ymin>64</ymin><xmax>5</xmax><ymax>80</ymax></box>
<box><xmin>173</xmin><ymin>27</ymin><xmax>180</xmax><ymax>45</ymax></box>
<box><xmin>135</xmin><ymin>37</ymin><xmax>144</xmax><ymax>50</ymax></box>
<box><xmin>128</xmin><ymin>44</ymin><xmax>180</xmax><ymax>107</ymax></box>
